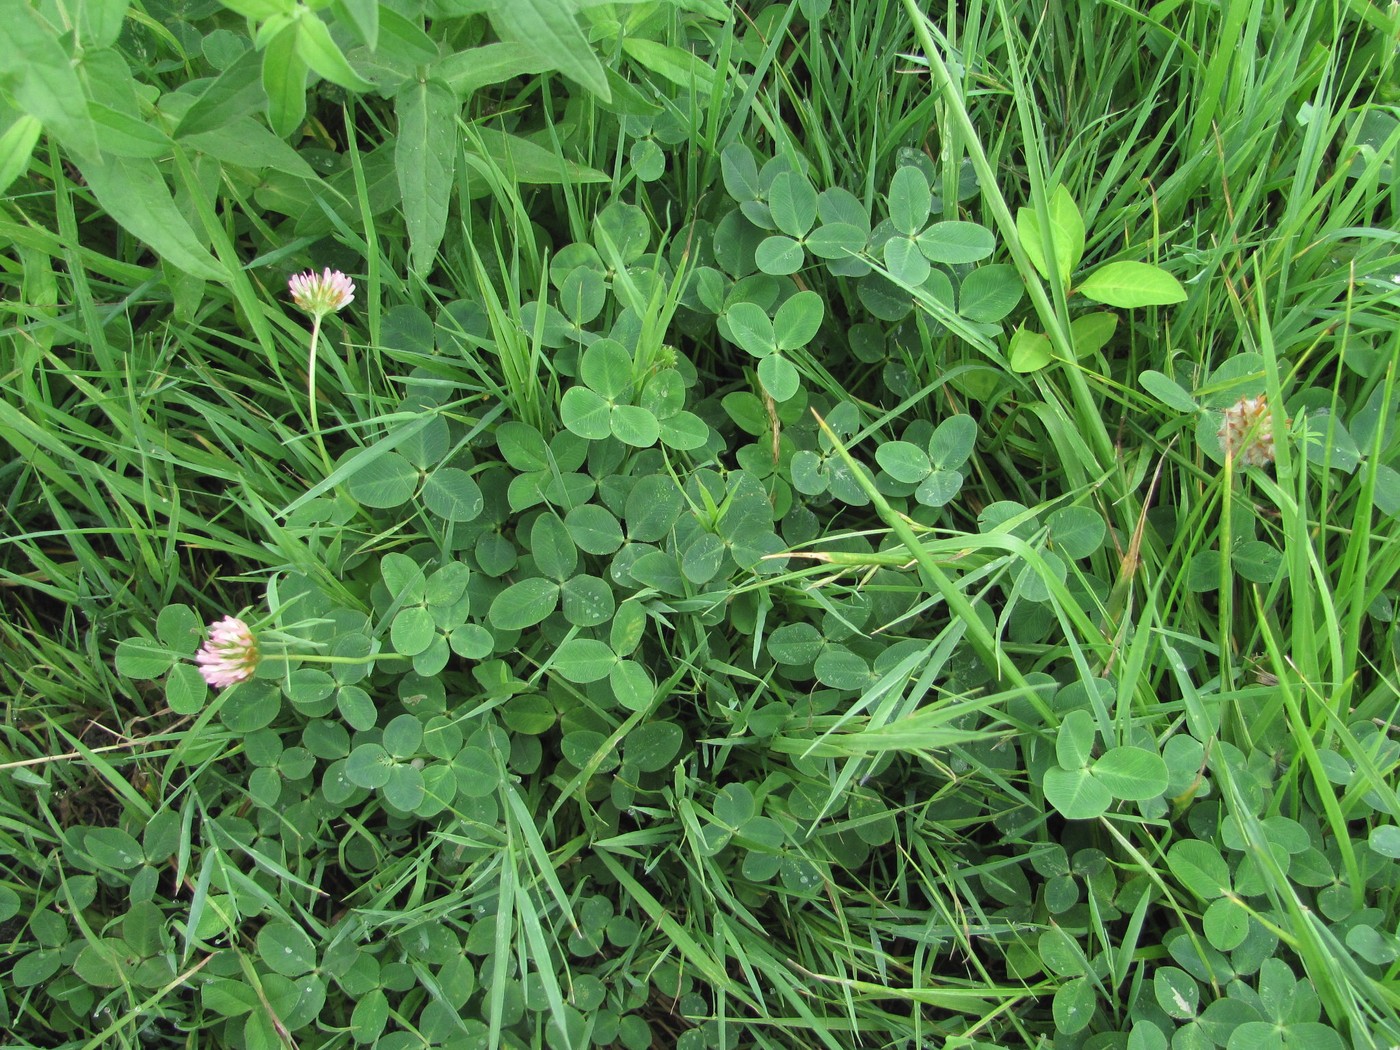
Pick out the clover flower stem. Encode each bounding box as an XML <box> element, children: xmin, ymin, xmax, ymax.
<box><xmin>307</xmin><ymin>314</ymin><xmax>332</xmax><ymax>475</ymax></box>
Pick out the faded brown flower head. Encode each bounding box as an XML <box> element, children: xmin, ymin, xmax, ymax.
<box><xmin>1218</xmin><ymin>394</ymin><xmax>1278</xmax><ymax>467</ymax></box>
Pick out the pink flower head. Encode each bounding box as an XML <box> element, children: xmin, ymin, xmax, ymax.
<box><xmin>288</xmin><ymin>268</ymin><xmax>355</xmax><ymax>319</ymax></box>
<box><xmin>196</xmin><ymin>616</ymin><xmax>260</xmax><ymax>689</ymax></box>
<box><xmin>1217</xmin><ymin>394</ymin><xmax>1279</xmax><ymax>468</ymax></box>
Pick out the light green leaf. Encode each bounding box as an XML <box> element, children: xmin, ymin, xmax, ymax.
<box><xmin>0</xmin><ymin>114</ymin><xmax>42</xmax><ymax>194</ymax></box>
<box><xmin>294</xmin><ymin>12</ymin><xmax>375</xmax><ymax>91</ymax></box>
<box><xmin>1078</xmin><ymin>261</ymin><xmax>1187</xmax><ymax>308</ymax></box>
<box><xmin>1017</xmin><ymin>185</ymin><xmax>1084</xmax><ymax>288</ymax></box>
<box><xmin>1070</xmin><ymin>311</ymin><xmax>1118</xmax><ymax>358</ymax></box>
<box><xmin>1009</xmin><ymin>326</ymin><xmax>1054</xmax><ymax>373</ymax></box>
<box><xmin>397</xmin><ymin>77</ymin><xmax>457</xmax><ymax>273</ymax></box>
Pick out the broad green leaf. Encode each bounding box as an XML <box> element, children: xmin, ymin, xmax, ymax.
<box><xmin>884</xmin><ymin>236</ymin><xmax>931</xmax><ymax>287</ymax></box>
<box><xmin>221</xmin><ymin>0</ymin><xmax>293</xmax><ymax>15</ymax></box>
<box><xmin>1203</xmin><ymin>898</ymin><xmax>1248</xmax><ymax>951</ymax></box>
<box><xmin>626</xmin><ymin>721</ymin><xmax>684</xmax><ymax>772</ymax></box>
<box><xmin>77</xmin><ymin>0</ymin><xmax>133</xmax><ymax>49</ymax></box>
<box><xmin>530</xmin><ymin>513</ymin><xmax>578</xmax><ymax>581</ymax></box>
<box><xmin>888</xmin><ymin>166</ymin><xmax>931</xmax><ymax>236</ymax></box>
<box><xmin>1052</xmin><ymin>976</ymin><xmax>1096</xmax><ymax>1035</ymax></box>
<box><xmin>928</xmin><ymin>414</ymin><xmax>977</xmax><ymax>469</ymax></box>
<box><xmin>610</xmin><ymin>404</ymin><xmax>660</xmax><ymax>448</ymax></box>
<box><xmin>958</xmin><ymin>264</ymin><xmax>1023</xmax><ymax>323</ymax></box>
<box><xmin>330</xmin><ymin>0</ymin><xmax>378</xmax><ymax>48</ymax></box>
<box><xmin>397</xmin><ymin>77</ymin><xmax>457</xmax><ymax>272</ymax></box>
<box><xmin>258</xmin><ymin>922</ymin><xmax>317</xmax><ymax>977</ymax></box>
<box><xmin>89</xmin><ymin>103</ymin><xmax>170</xmax><ymax>159</ymax></box>
<box><xmin>261</xmin><ymin>22</ymin><xmax>308</xmax><ymax>138</ymax></box>
<box><xmin>438</xmin><ymin>41</ymin><xmax>551</xmax><ymax>97</ymax></box>
<box><xmin>173</xmin><ymin>47</ymin><xmax>266</xmax><ymax>137</ymax></box>
<box><xmin>755</xmin><ymin>236</ymin><xmax>805</xmax><ymax>275</ymax></box>
<box><xmin>496</xmin><ymin>0</ymin><xmax>610</xmax><ymax>98</ymax></box>
<box><xmin>1043</xmin><ymin>766</ymin><xmax>1111</xmax><ymax>819</ymax></box>
<box><xmin>917</xmin><ymin>221</ymin><xmax>995</xmax><ymax>264</ymax></box>
<box><xmin>1078</xmin><ymin>261</ymin><xmax>1187</xmax><ymax>307</ymax></box>
<box><xmin>560</xmin><ymin>574</ymin><xmax>615</xmax><ymax>627</ymax></box>
<box><xmin>565</xmin><ymin>505</ymin><xmax>624</xmax><ymax>555</ymax></box>
<box><xmin>1167</xmin><ymin>839</ymin><xmax>1231</xmax><ymax>900</ymax></box>
<box><xmin>769</xmin><ymin>171</ymin><xmax>817</xmax><ymax>238</ymax></box>
<box><xmin>488</xmin><ymin>577</ymin><xmax>559</xmax><ymax>631</ymax></box>
<box><xmin>875</xmin><ymin>441</ymin><xmax>931</xmax><ymax>484</ymax></box>
<box><xmin>1056</xmin><ymin>710</ymin><xmax>1097</xmax><ymax>769</ymax></box>
<box><xmin>165</xmin><ymin>664</ymin><xmax>208</xmax><ymax>715</ymax></box>
<box><xmin>758</xmin><ymin>353</ymin><xmax>800</xmax><ymax>402</ymax></box>
<box><xmin>77</xmin><ymin>155</ymin><xmax>223</xmax><ymax>281</ymax></box>
<box><xmin>551</xmin><ymin>638</ymin><xmax>616</xmax><ymax>684</ymax></box>
<box><xmin>659</xmin><ymin>411</ymin><xmax>710</xmax><ymax>451</ymax></box>
<box><xmin>726</xmin><ymin>302</ymin><xmax>776</xmax><ymax>357</ymax></box>
<box><xmin>805</xmin><ymin>222</ymin><xmax>866</xmax><ymax>261</ymax></box>
<box><xmin>561</xmin><ymin>386</ymin><xmax>613</xmax><ymax>440</ymax></box>
<box><xmin>720</xmin><ymin>142</ymin><xmax>761</xmax><ymax>201</ymax></box>
<box><xmin>0</xmin><ymin>7</ymin><xmax>100</xmax><ymax>158</ymax></box>
<box><xmin>344</xmin><ymin>450</ymin><xmax>417</xmax><ymax>508</ymax></box>
<box><xmin>180</xmin><ymin>118</ymin><xmax>317</xmax><ymax>177</ymax></box>
<box><xmin>1154</xmin><ymin>967</ymin><xmax>1199</xmax><ymax>1019</ymax></box>
<box><xmin>382</xmin><ymin>713</ymin><xmax>424</xmax><ymax>758</ymax></box>
<box><xmin>390</xmin><ymin>606</ymin><xmax>435</xmax><ymax>656</ymax></box>
<box><xmin>580</xmin><ymin>339</ymin><xmax>634</xmax><ymax>400</ymax></box>
<box><xmin>497</xmin><ymin>422</ymin><xmax>551</xmax><ymax>471</ymax></box>
<box><xmin>681</xmin><ymin>532</ymin><xmax>726</xmax><ymax>584</ymax></box>
<box><xmin>1048</xmin><ymin>507</ymin><xmax>1106</xmax><ymax>558</ymax></box>
<box><xmin>421</xmin><ymin>468</ymin><xmax>484</xmax><ymax>522</ymax></box>
<box><xmin>115</xmin><ymin>638</ymin><xmax>176</xmax><ymax>679</ymax></box>
<box><xmin>773</xmin><ymin>290</ymin><xmax>824</xmax><ymax>350</ymax></box>
<box><xmin>1140</xmin><ymin>369</ymin><xmax>1199</xmax><ymax>412</ymax></box>
<box><xmin>610</xmin><ymin>660</ymin><xmax>654</xmax><ymax>712</ymax></box>
<box><xmin>915</xmin><ymin>470</ymin><xmax>962</xmax><ymax>507</ymax></box>
<box><xmin>1092</xmin><ymin>746</ymin><xmax>1168</xmax><ymax>800</ymax></box>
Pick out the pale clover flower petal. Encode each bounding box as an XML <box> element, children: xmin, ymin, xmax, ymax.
<box><xmin>196</xmin><ymin>616</ymin><xmax>260</xmax><ymax>688</ymax></box>
<box><xmin>288</xmin><ymin>268</ymin><xmax>355</xmax><ymax>319</ymax></box>
<box><xmin>1217</xmin><ymin>394</ymin><xmax>1279</xmax><ymax>468</ymax></box>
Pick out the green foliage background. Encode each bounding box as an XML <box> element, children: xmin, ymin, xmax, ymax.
<box><xmin>2</xmin><ymin>0</ymin><xmax>1400</xmax><ymax>1047</ymax></box>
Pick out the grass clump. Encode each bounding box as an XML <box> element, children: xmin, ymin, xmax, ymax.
<box><xmin>2</xmin><ymin>1</ymin><xmax>1399</xmax><ymax>1048</ymax></box>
